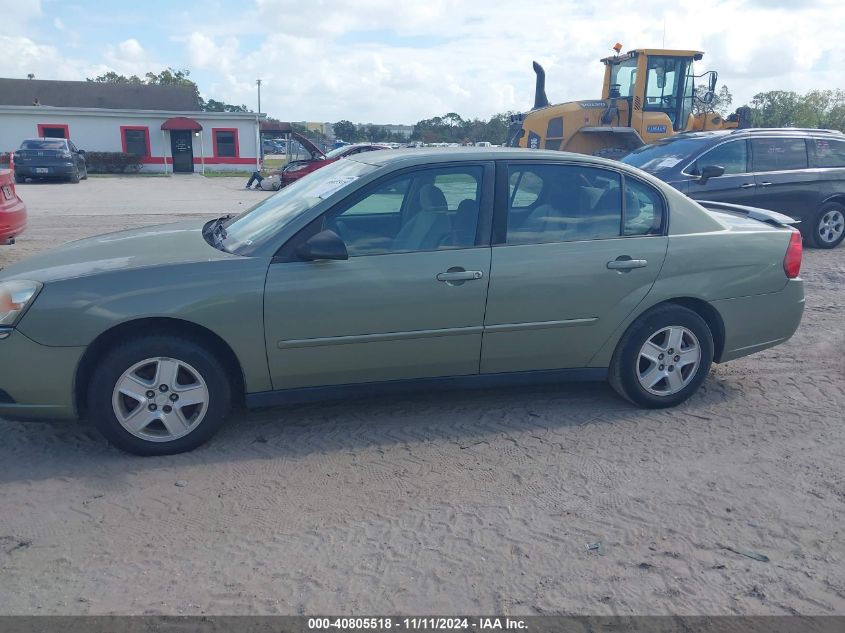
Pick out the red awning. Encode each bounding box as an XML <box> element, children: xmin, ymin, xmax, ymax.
<box><xmin>160</xmin><ymin>117</ymin><xmax>203</xmax><ymax>131</ymax></box>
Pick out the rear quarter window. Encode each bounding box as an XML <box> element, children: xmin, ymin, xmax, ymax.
<box><xmin>812</xmin><ymin>138</ymin><xmax>845</xmax><ymax>168</ymax></box>
<box><xmin>624</xmin><ymin>178</ymin><xmax>665</xmax><ymax>236</ymax></box>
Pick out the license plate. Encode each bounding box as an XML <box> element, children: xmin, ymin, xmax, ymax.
<box><xmin>35</xmin><ymin>168</ymin><xmax>49</xmax><ymax>174</ymax></box>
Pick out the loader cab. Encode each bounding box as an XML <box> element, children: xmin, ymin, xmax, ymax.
<box><xmin>603</xmin><ymin>49</ymin><xmax>703</xmax><ymax>134</ymax></box>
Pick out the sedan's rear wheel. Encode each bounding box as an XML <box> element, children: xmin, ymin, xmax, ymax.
<box><xmin>609</xmin><ymin>305</ymin><xmax>714</xmax><ymax>408</ymax></box>
<box><xmin>88</xmin><ymin>335</ymin><xmax>231</xmax><ymax>455</ymax></box>
<box><xmin>809</xmin><ymin>203</ymin><xmax>845</xmax><ymax>249</ymax></box>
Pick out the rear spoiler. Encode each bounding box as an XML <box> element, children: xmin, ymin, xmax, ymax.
<box><xmin>697</xmin><ymin>200</ymin><xmax>799</xmax><ymax>228</ymax></box>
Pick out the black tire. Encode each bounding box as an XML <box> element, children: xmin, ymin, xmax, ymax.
<box><xmin>593</xmin><ymin>147</ymin><xmax>630</xmax><ymax>161</ymax></box>
<box><xmin>87</xmin><ymin>334</ymin><xmax>232</xmax><ymax>456</ymax></box>
<box><xmin>609</xmin><ymin>304</ymin><xmax>714</xmax><ymax>408</ymax></box>
<box><xmin>14</xmin><ymin>173</ymin><xmax>24</xmax><ymax>184</ymax></box>
<box><xmin>69</xmin><ymin>169</ymin><xmax>80</xmax><ymax>184</ymax></box>
<box><xmin>807</xmin><ymin>202</ymin><xmax>845</xmax><ymax>249</ymax></box>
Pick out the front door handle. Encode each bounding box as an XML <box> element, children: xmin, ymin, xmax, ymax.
<box><xmin>740</xmin><ymin>183</ymin><xmax>756</xmax><ymax>189</ymax></box>
<box><xmin>436</xmin><ymin>268</ymin><xmax>484</xmax><ymax>283</ymax></box>
<box><xmin>759</xmin><ymin>181</ymin><xmax>773</xmax><ymax>187</ymax></box>
<box><xmin>607</xmin><ymin>257</ymin><xmax>648</xmax><ymax>271</ymax></box>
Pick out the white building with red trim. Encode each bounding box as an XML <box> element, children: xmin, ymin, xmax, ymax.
<box><xmin>0</xmin><ymin>105</ymin><xmax>264</xmax><ymax>173</ymax></box>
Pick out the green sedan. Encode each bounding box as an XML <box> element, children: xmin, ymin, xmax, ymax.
<box><xmin>0</xmin><ymin>149</ymin><xmax>805</xmax><ymax>455</ymax></box>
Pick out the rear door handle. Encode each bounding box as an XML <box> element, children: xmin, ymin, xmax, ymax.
<box><xmin>759</xmin><ymin>181</ymin><xmax>773</xmax><ymax>187</ymax></box>
<box><xmin>740</xmin><ymin>183</ymin><xmax>756</xmax><ymax>189</ymax></box>
<box><xmin>607</xmin><ymin>258</ymin><xmax>648</xmax><ymax>271</ymax></box>
<box><xmin>436</xmin><ymin>268</ymin><xmax>484</xmax><ymax>283</ymax></box>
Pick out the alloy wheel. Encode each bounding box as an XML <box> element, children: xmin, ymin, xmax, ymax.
<box><xmin>817</xmin><ymin>209</ymin><xmax>844</xmax><ymax>245</ymax></box>
<box><xmin>111</xmin><ymin>357</ymin><xmax>209</xmax><ymax>442</ymax></box>
<box><xmin>636</xmin><ymin>326</ymin><xmax>701</xmax><ymax>396</ymax></box>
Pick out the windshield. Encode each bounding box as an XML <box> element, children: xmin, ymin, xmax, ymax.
<box><xmin>609</xmin><ymin>57</ymin><xmax>638</xmax><ymax>97</ymax></box>
<box><xmin>220</xmin><ymin>158</ymin><xmax>377</xmax><ymax>255</ymax></box>
<box><xmin>20</xmin><ymin>139</ymin><xmax>67</xmax><ymax>150</ymax></box>
<box><xmin>621</xmin><ymin>137</ymin><xmax>714</xmax><ymax>172</ymax></box>
<box><xmin>325</xmin><ymin>146</ymin><xmax>354</xmax><ymax>159</ymax></box>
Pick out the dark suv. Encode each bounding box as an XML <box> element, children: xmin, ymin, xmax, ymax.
<box><xmin>622</xmin><ymin>128</ymin><xmax>845</xmax><ymax>248</ymax></box>
<box><xmin>14</xmin><ymin>138</ymin><xmax>88</xmax><ymax>184</ymax></box>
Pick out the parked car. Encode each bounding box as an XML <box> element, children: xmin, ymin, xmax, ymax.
<box><xmin>0</xmin><ymin>169</ymin><xmax>27</xmax><ymax>245</ymax></box>
<box><xmin>0</xmin><ymin>148</ymin><xmax>804</xmax><ymax>455</ymax></box>
<box><xmin>13</xmin><ymin>138</ymin><xmax>88</xmax><ymax>184</ymax></box>
<box><xmin>622</xmin><ymin>128</ymin><xmax>845</xmax><ymax>248</ymax></box>
<box><xmin>279</xmin><ymin>141</ymin><xmax>390</xmax><ymax>186</ymax></box>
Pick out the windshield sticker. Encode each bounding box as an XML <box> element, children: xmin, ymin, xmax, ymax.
<box><xmin>656</xmin><ymin>157</ymin><xmax>682</xmax><ymax>169</ymax></box>
<box><xmin>316</xmin><ymin>176</ymin><xmax>360</xmax><ymax>199</ymax></box>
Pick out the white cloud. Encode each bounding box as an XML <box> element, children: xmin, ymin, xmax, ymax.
<box><xmin>0</xmin><ymin>0</ymin><xmax>42</xmax><ymax>32</ymax></box>
<box><xmin>1</xmin><ymin>0</ymin><xmax>843</xmax><ymax>123</ymax></box>
<box><xmin>0</xmin><ymin>36</ymin><xmax>89</xmax><ymax>81</ymax></box>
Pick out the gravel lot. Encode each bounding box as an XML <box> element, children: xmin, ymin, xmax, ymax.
<box><xmin>0</xmin><ymin>176</ymin><xmax>843</xmax><ymax>615</ymax></box>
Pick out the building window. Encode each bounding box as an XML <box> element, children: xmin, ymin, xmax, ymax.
<box><xmin>213</xmin><ymin>128</ymin><xmax>239</xmax><ymax>158</ymax></box>
<box><xmin>120</xmin><ymin>126</ymin><xmax>151</xmax><ymax>157</ymax></box>
<box><xmin>37</xmin><ymin>124</ymin><xmax>69</xmax><ymax>139</ymax></box>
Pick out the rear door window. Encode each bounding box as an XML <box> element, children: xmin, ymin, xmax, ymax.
<box><xmin>812</xmin><ymin>138</ymin><xmax>845</xmax><ymax>168</ymax></box>
<box><xmin>505</xmin><ymin>164</ymin><xmax>622</xmax><ymax>244</ymax></box>
<box><xmin>751</xmin><ymin>138</ymin><xmax>808</xmax><ymax>172</ymax></box>
<box><xmin>695</xmin><ymin>140</ymin><xmax>748</xmax><ymax>175</ymax></box>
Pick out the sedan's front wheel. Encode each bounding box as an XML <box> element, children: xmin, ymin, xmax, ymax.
<box><xmin>88</xmin><ymin>335</ymin><xmax>232</xmax><ymax>455</ymax></box>
<box><xmin>609</xmin><ymin>305</ymin><xmax>714</xmax><ymax>408</ymax></box>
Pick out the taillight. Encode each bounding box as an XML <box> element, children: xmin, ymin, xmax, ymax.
<box><xmin>783</xmin><ymin>230</ymin><xmax>802</xmax><ymax>278</ymax></box>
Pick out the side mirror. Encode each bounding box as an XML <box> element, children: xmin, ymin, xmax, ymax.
<box><xmin>697</xmin><ymin>164</ymin><xmax>725</xmax><ymax>185</ymax></box>
<box><xmin>77</xmin><ymin>149</ymin><xmax>85</xmax><ymax>155</ymax></box>
<box><xmin>296</xmin><ymin>229</ymin><xmax>348</xmax><ymax>261</ymax></box>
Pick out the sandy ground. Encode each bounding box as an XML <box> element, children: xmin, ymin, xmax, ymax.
<box><xmin>0</xmin><ymin>176</ymin><xmax>843</xmax><ymax>615</ymax></box>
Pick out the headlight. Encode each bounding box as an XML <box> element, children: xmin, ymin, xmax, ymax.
<box><xmin>0</xmin><ymin>280</ymin><xmax>43</xmax><ymax>326</ymax></box>
<box><xmin>61</xmin><ymin>152</ymin><xmax>72</xmax><ymax>159</ymax></box>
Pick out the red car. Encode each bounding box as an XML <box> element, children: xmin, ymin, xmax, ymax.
<box><xmin>279</xmin><ymin>136</ymin><xmax>390</xmax><ymax>186</ymax></box>
<box><xmin>0</xmin><ymin>169</ymin><xmax>27</xmax><ymax>245</ymax></box>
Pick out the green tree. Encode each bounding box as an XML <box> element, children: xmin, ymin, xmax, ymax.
<box><xmin>86</xmin><ymin>67</ymin><xmax>246</xmax><ymax>113</ymax></box>
<box><xmin>693</xmin><ymin>84</ymin><xmax>734</xmax><ymax>118</ymax></box>
<box><xmin>333</xmin><ymin>120</ymin><xmax>358</xmax><ymax>142</ymax></box>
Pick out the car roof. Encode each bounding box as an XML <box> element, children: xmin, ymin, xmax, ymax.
<box><xmin>348</xmin><ymin>146</ymin><xmax>628</xmax><ymax>168</ymax></box>
<box><xmin>667</xmin><ymin>128</ymin><xmax>844</xmax><ymax>144</ymax></box>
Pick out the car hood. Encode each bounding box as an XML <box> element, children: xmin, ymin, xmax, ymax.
<box><xmin>290</xmin><ymin>131</ymin><xmax>325</xmax><ymax>158</ymax></box>
<box><xmin>0</xmin><ymin>220</ymin><xmax>239</xmax><ymax>283</ymax></box>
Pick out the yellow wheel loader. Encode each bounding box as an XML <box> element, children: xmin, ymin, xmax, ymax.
<box><xmin>507</xmin><ymin>45</ymin><xmax>750</xmax><ymax>158</ymax></box>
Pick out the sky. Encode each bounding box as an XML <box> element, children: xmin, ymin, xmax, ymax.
<box><xmin>1</xmin><ymin>0</ymin><xmax>843</xmax><ymax>125</ymax></box>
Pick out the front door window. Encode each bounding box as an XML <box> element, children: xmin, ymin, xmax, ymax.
<box><xmin>695</xmin><ymin>141</ymin><xmax>749</xmax><ymax>175</ymax></box>
<box><xmin>324</xmin><ymin>165</ymin><xmax>483</xmax><ymax>255</ymax></box>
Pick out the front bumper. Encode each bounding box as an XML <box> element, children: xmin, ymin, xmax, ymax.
<box><xmin>0</xmin><ymin>328</ymin><xmax>83</xmax><ymax>420</ymax></box>
<box><xmin>15</xmin><ymin>164</ymin><xmax>77</xmax><ymax>179</ymax></box>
